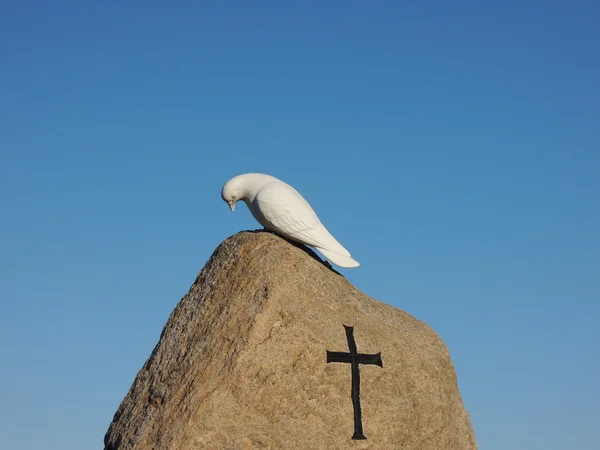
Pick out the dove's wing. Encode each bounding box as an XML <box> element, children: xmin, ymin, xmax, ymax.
<box><xmin>253</xmin><ymin>182</ymin><xmax>351</xmax><ymax>257</ymax></box>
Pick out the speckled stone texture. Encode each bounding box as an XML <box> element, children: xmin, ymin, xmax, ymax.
<box><xmin>104</xmin><ymin>231</ymin><xmax>477</xmax><ymax>450</ymax></box>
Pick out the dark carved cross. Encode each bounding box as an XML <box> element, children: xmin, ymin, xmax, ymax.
<box><xmin>326</xmin><ymin>325</ymin><xmax>383</xmax><ymax>440</ymax></box>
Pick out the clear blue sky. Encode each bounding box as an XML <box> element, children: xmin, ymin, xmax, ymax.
<box><xmin>1</xmin><ymin>2</ymin><xmax>598</xmax><ymax>449</ymax></box>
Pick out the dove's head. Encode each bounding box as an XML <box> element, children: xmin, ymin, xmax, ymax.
<box><xmin>221</xmin><ymin>173</ymin><xmax>278</xmax><ymax>212</ymax></box>
<box><xmin>221</xmin><ymin>178</ymin><xmax>242</xmax><ymax>212</ymax></box>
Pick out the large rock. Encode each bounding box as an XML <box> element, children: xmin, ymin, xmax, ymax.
<box><xmin>104</xmin><ymin>231</ymin><xmax>477</xmax><ymax>449</ymax></box>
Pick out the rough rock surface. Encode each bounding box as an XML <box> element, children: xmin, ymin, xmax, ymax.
<box><xmin>104</xmin><ymin>231</ymin><xmax>477</xmax><ymax>450</ymax></box>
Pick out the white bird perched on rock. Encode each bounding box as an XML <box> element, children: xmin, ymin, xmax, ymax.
<box><xmin>221</xmin><ymin>173</ymin><xmax>360</xmax><ymax>268</ymax></box>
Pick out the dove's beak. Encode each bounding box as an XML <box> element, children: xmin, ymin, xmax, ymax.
<box><xmin>227</xmin><ymin>201</ymin><xmax>235</xmax><ymax>212</ymax></box>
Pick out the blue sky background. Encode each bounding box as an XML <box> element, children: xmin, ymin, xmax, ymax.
<box><xmin>1</xmin><ymin>1</ymin><xmax>599</xmax><ymax>449</ymax></box>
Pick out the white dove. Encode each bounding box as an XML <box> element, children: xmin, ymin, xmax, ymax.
<box><xmin>221</xmin><ymin>173</ymin><xmax>359</xmax><ymax>268</ymax></box>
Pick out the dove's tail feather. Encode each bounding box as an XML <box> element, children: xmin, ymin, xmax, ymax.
<box><xmin>318</xmin><ymin>248</ymin><xmax>360</xmax><ymax>268</ymax></box>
